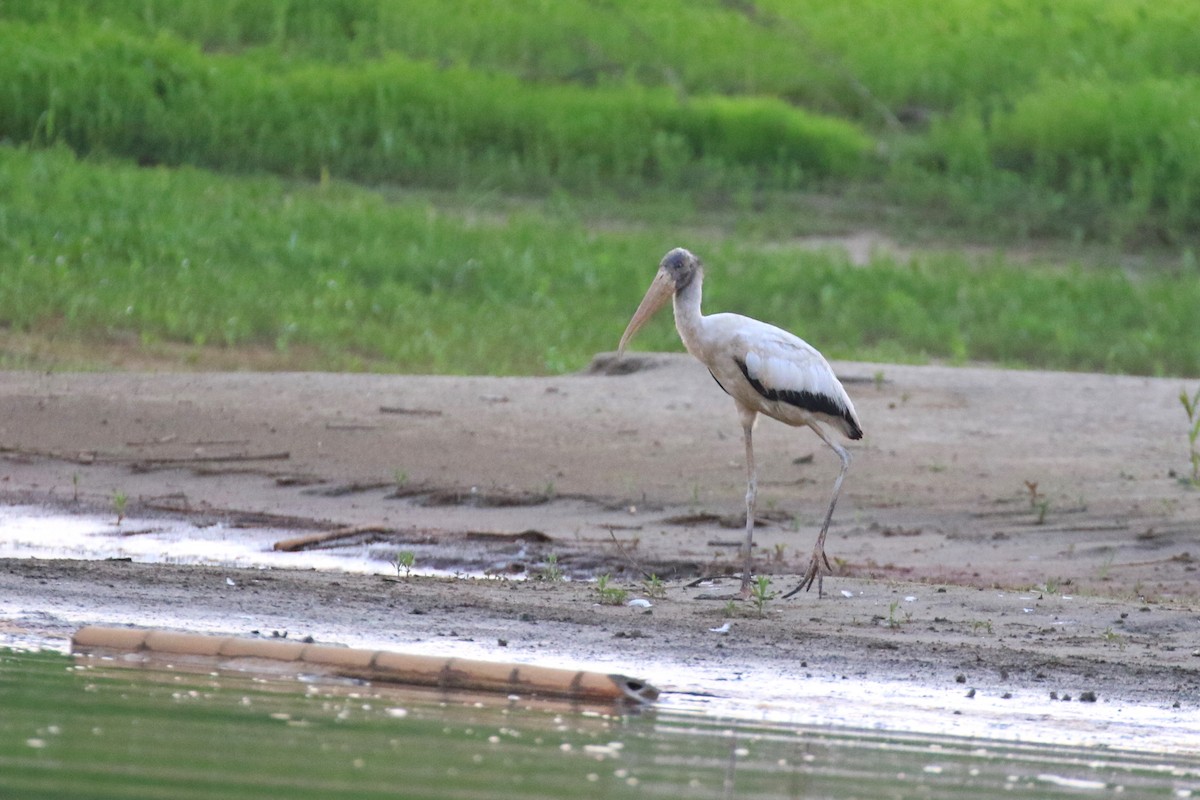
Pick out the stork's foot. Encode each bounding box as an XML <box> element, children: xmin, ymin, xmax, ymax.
<box><xmin>782</xmin><ymin>549</ymin><xmax>833</xmax><ymax>599</ymax></box>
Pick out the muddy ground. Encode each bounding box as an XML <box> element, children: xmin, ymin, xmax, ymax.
<box><xmin>1</xmin><ymin>355</ymin><xmax>1198</xmax><ymax>707</ymax></box>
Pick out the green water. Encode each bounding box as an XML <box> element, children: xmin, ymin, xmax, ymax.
<box><xmin>1</xmin><ymin>649</ymin><xmax>1195</xmax><ymax>799</ymax></box>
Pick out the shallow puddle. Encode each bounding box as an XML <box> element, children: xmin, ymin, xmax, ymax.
<box><xmin>0</xmin><ymin>502</ymin><xmax>583</xmax><ymax>580</ymax></box>
<box><xmin>0</xmin><ymin>503</ymin><xmax>431</xmax><ymax>576</ymax></box>
<box><xmin>3</xmin><ymin>648</ymin><xmax>1198</xmax><ymax>799</ymax></box>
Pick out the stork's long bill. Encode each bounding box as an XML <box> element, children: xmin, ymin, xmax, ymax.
<box><xmin>617</xmin><ymin>268</ymin><xmax>676</xmax><ymax>355</ymax></box>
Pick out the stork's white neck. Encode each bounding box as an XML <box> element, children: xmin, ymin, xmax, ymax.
<box><xmin>672</xmin><ymin>269</ymin><xmax>708</xmax><ymax>358</ymax></box>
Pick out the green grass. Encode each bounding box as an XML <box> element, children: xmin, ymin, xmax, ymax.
<box><xmin>6</xmin><ymin>1</ymin><xmax>1200</xmax><ymax>239</ymax></box>
<box><xmin>0</xmin><ymin>145</ymin><xmax>658</xmax><ymax>374</ymax></box>
<box><xmin>1</xmin><ymin>1</ymin><xmax>1200</xmax><ymax>377</ymax></box>
<box><xmin>17</xmin><ymin>1</ymin><xmax>1200</xmax><ymax>111</ymax></box>
<box><xmin>0</xmin><ymin>19</ymin><xmax>872</xmax><ymax>194</ymax></box>
<box><xmin>2</xmin><ymin>144</ymin><xmax>1197</xmax><ymax>377</ymax></box>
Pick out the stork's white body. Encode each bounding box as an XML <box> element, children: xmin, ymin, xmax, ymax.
<box><xmin>674</xmin><ymin>306</ymin><xmax>861</xmax><ymax>440</ymax></box>
<box><xmin>619</xmin><ymin>248</ymin><xmax>862</xmax><ymax>597</ymax></box>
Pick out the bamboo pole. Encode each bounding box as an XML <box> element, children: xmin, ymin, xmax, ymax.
<box><xmin>71</xmin><ymin>626</ymin><xmax>658</xmax><ymax>705</ymax></box>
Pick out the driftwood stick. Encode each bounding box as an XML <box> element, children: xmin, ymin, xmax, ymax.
<box><xmin>606</xmin><ymin>529</ymin><xmax>653</xmax><ymax>580</ymax></box>
<box><xmin>0</xmin><ymin>446</ymin><xmax>295</xmax><ymax>466</ymax></box>
<box><xmin>131</xmin><ymin>451</ymin><xmax>291</xmax><ymax>465</ymax></box>
<box><xmin>379</xmin><ymin>405</ymin><xmax>443</xmax><ymax>416</ymax></box>
<box><xmin>273</xmin><ymin>524</ymin><xmax>389</xmax><ymax>552</ymax></box>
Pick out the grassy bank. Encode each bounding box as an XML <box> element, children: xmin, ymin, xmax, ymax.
<box><xmin>0</xmin><ymin>1</ymin><xmax>1198</xmax><ymax>377</ymax></box>
<box><xmin>0</xmin><ymin>19</ymin><xmax>871</xmax><ymax>194</ymax></box>
<box><xmin>8</xmin><ymin>0</ymin><xmax>1200</xmax><ymax>241</ymax></box>
<box><xmin>3</xmin><ymin>145</ymin><xmax>1196</xmax><ymax>376</ymax></box>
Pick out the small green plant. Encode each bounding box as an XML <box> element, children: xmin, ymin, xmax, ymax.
<box><xmin>391</xmin><ymin>550</ymin><xmax>415</xmax><ymax>578</ymax></box>
<box><xmin>541</xmin><ymin>553</ymin><xmax>563</xmax><ymax>582</ymax></box>
<box><xmin>112</xmin><ymin>490</ymin><xmax>128</xmax><ymax>525</ymax></box>
<box><xmin>1026</xmin><ymin>480</ymin><xmax>1049</xmax><ymax>523</ymax></box>
<box><xmin>886</xmin><ymin>599</ymin><xmax>912</xmax><ymax>628</ymax></box>
<box><xmin>1102</xmin><ymin>627</ymin><xmax>1126</xmax><ymax>649</ymax></box>
<box><xmin>1181</xmin><ymin>386</ymin><xmax>1200</xmax><ymax>486</ymax></box>
<box><xmin>72</xmin><ymin>472</ymin><xmax>80</xmax><ymax>503</ymax></box>
<box><xmin>750</xmin><ymin>575</ymin><xmax>776</xmax><ymax>617</ymax></box>
<box><xmin>393</xmin><ymin>469</ymin><xmax>409</xmax><ymax>488</ymax></box>
<box><xmin>641</xmin><ymin>573</ymin><xmax>667</xmax><ymax>598</ymax></box>
<box><xmin>1043</xmin><ymin>577</ymin><xmax>1062</xmax><ymax>594</ymax></box>
<box><xmin>971</xmin><ymin>619</ymin><xmax>994</xmax><ymax>635</ymax></box>
<box><xmin>595</xmin><ymin>574</ymin><xmax>629</xmax><ymax>605</ymax></box>
<box><xmin>723</xmin><ymin>600</ymin><xmax>739</xmax><ymax>618</ymax></box>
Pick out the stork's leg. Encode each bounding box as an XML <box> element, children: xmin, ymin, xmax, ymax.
<box><xmin>738</xmin><ymin>408</ymin><xmax>758</xmax><ymax>595</ymax></box>
<box><xmin>783</xmin><ymin>427</ymin><xmax>851</xmax><ymax>599</ymax></box>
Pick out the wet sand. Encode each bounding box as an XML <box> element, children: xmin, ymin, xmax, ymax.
<box><xmin>1</xmin><ymin>355</ymin><xmax>1198</xmax><ymax>712</ymax></box>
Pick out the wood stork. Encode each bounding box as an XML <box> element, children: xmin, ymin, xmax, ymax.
<box><xmin>618</xmin><ymin>247</ymin><xmax>862</xmax><ymax>598</ymax></box>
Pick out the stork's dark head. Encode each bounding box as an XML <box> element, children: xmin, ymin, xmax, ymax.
<box><xmin>618</xmin><ymin>247</ymin><xmax>702</xmax><ymax>356</ymax></box>
<box><xmin>659</xmin><ymin>247</ymin><xmax>701</xmax><ymax>292</ymax></box>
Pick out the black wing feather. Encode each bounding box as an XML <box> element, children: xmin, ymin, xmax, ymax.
<box><xmin>734</xmin><ymin>357</ymin><xmax>862</xmax><ymax>439</ymax></box>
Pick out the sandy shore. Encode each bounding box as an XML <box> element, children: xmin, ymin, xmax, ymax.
<box><xmin>1</xmin><ymin>355</ymin><xmax>1198</xmax><ymax>707</ymax></box>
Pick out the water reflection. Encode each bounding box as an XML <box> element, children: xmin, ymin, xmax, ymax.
<box><xmin>1</xmin><ymin>649</ymin><xmax>1197</xmax><ymax>799</ymax></box>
